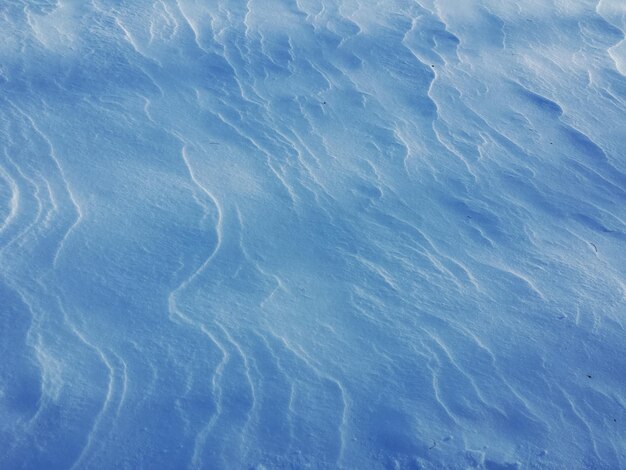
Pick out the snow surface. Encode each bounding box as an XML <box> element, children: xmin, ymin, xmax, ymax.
<box><xmin>1</xmin><ymin>0</ymin><xmax>625</xmax><ymax>469</ymax></box>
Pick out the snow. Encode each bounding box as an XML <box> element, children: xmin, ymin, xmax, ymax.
<box><xmin>1</xmin><ymin>1</ymin><xmax>625</xmax><ymax>468</ymax></box>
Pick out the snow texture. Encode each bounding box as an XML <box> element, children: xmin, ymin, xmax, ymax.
<box><xmin>0</xmin><ymin>0</ymin><xmax>625</xmax><ymax>469</ymax></box>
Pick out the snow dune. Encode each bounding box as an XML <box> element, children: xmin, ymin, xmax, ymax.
<box><xmin>0</xmin><ymin>0</ymin><xmax>625</xmax><ymax>468</ymax></box>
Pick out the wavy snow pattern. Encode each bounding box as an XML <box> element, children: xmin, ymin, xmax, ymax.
<box><xmin>0</xmin><ymin>1</ymin><xmax>625</xmax><ymax>469</ymax></box>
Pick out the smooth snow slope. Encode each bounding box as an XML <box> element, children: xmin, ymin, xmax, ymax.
<box><xmin>1</xmin><ymin>1</ymin><xmax>625</xmax><ymax>469</ymax></box>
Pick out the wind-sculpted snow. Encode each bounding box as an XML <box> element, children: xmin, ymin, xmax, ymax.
<box><xmin>1</xmin><ymin>0</ymin><xmax>625</xmax><ymax>468</ymax></box>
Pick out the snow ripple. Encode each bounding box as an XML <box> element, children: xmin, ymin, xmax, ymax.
<box><xmin>1</xmin><ymin>1</ymin><xmax>625</xmax><ymax>469</ymax></box>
